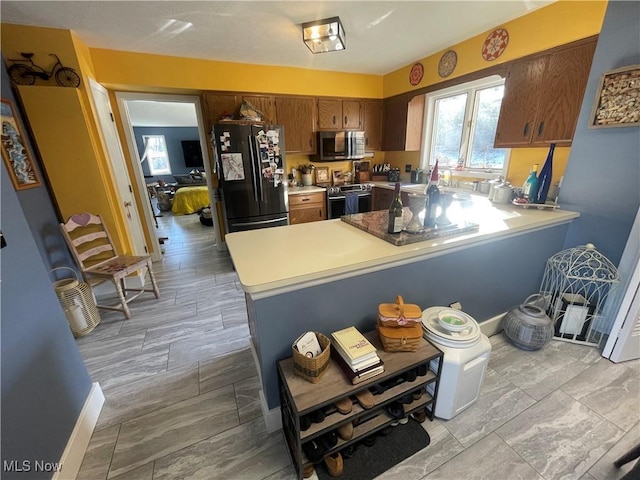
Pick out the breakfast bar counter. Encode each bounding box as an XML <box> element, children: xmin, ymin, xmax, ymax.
<box><xmin>225</xmin><ymin>193</ymin><xmax>579</xmax><ymax>426</ymax></box>
<box><xmin>227</xmin><ymin>194</ymin><xmax>579</xmax><ymax>298</ymax></box>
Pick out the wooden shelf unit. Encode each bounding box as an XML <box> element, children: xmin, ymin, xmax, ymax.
<box><xmin>278</xmin><ymin>331</ymin><xmax>443</xmax><ymax>479</ymax></box>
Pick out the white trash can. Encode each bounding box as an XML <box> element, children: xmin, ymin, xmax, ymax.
<box><xmin>422</xmin><ymin>307</ymin><xmax>491</xmax><ymax>420</ymax></box>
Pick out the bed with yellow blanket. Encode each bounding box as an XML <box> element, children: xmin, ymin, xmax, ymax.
<box><xmin>171</xmin><ymin>186</ymin><xmax>210</xmax><ymax>215</ymax></box>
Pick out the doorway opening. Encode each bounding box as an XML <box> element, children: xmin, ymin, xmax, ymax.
<box><xmin>115</xmin><ymin>93</ymin><xmax>222</xmax><ymax>250</ymax></box>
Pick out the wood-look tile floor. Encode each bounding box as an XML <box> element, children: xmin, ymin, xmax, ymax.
<box><xmin>77</xmin><ymin>212</ymin><xmax>639</xmax><ymax>480</ymax></box>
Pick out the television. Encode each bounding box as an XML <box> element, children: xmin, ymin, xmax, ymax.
<box><xmin>181</xmin><ymin>140</ymin><xmax>204</xmax><ymax>169</ymax></box>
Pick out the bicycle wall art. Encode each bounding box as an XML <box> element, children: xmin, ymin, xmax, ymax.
<box><xmin>7</xmin><ymin>52</ymin><xmax>81</xmax><ymax>88</ymax></box>
<box><xmin>1</xmin><ymin>98</ymin><xmax>41</xmax><ymax>190</ymax></box>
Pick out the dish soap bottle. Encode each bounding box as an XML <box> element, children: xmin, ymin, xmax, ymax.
<box><xmin>387</xmin><ymin>182</ymin><xmax>404</xmax><ymax>234</ymax></box>
<box><xmin>522</xmin><ymin>164</ymin><xmax>539</xmax><ymax>202</ymax></box>
<box><xmin>424</xmin><ymin>161</ymin><xmax>440</xmax><ymax>228</ymax></box>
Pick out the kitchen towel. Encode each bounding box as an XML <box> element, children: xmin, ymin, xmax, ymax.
<box><xmin>345</xmin><ymin>192</ymin><xmax>359</xmax><ymax>215</ymax></box>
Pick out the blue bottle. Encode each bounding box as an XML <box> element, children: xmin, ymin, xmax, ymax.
<box><xmin>535</xmin><ymin>143</ymin><xmax>555</xmax><ymax>204</ymax></box>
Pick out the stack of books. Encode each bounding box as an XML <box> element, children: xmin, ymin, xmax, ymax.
<box><xmin>331</xmin><ymin>326</ymin><xmax>384</xmax><ymax>384</ymax></box>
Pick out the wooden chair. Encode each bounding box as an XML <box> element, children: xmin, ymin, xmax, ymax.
<box><xmin>60</xmin><ymin>213</ymin><xmax>160</xmax><ymax>319</ymax></box>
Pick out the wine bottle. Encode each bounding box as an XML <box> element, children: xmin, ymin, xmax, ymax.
<box><xmin>535</xmin><ymin>144</ymin><xmax>555</xmax><ymax>204</ymax></box>
<box><xmin>387</xmin><ymin>182</ymin><xmax>404</xmax><ymax>234</ymax></box>
<box><xmin>522</xmin><ymin>164</ymin><xmax>539</xmax><ymax>202</ymax></box>
<box><xmin>423</xmin><ymin>161</ymin><xmax>440</xmax><ymax>228</ymax></box>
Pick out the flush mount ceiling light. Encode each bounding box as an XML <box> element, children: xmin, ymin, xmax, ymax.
<box><xmin>302</xmin><ymin>16</ymin><xmax>346</xmax><ymax>54</ymax></box>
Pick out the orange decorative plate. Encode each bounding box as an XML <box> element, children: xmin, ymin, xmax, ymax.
<box><xmin>482</xmin><ymin>28</ymin><xmax>509</xmax><ymax>61</ymax></box>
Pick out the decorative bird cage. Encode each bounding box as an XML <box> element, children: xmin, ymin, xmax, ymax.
<box><xmin>52</xmin><ymin>267</ymin><xmax>101</xmax><ymax>337</ymax></box>
<box><xmin>539</xmin><ymin>243</ymin><xmax>620</xmax><ymax>347</ymax></box>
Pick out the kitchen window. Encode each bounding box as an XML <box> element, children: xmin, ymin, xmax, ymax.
<box><xmin>421</xmin><ymin>76</ymin><xmax>509</xmax><ymax>177</ymax></box>
<box><xmin>142</xmin><ymin>135</ymin><xmax>172</xmax><ymax>175</ymax></box>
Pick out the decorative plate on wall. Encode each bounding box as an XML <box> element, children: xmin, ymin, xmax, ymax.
<box><xmin>482</xmin><ymin>28</ymin><xmax>509</xmax><ymax>61</ymax></box>
<box><xmin>409</xmin><ymin>62</ymin><xmax>424</xmax><ymax>86</ymax></box>
<box><xmin>438</xmin><ymin>50</ymin><xmax>457</xmax><ymax>78</ymax></box>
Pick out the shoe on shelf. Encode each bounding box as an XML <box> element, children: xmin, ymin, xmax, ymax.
<box><xmin>337</xmin><ymin>422</ymin><xmax>353</xmax><ymax>441</ymax></box>
<box><xmin>412</xmin><ymin>388</ymin><xmax>423</xmax><ymax>401</ymax></box>
<box><xmin>300</xmin><ymin>415</ymin><xmax>312</xmax><ymax>431</ymax></box>
<box><xmin>311</xmin><ymin>407</ymin><xmax>326</xmax><ymax>424</ymax></box>
<box><xmin>334</xmin><ymin>397</ymin><xmax>352</xmax><ymax>414</ymax></box>
<box><xmin>302</xmin><ymin>439</ymin><xmax>325</xmax><ymax>465</ymax></box>
<box><xmin>398</xmin><ymin>416</ymin><xmax>409</xmax><ymax>425</ymax></box>
<box><xmin>302</xmin><ymin>464</ymin><xmax>315</xmax><ymax>478</ymax></box>
<box><xmin>320</xmin><ymin>431</ymin><xmax>338</xmax><ymax>450</ymax></box>
<box><xmin>355</xmin><ymin>389</ymin><xmax>375</xmax><ymax>409</ymax></box>
<box><xmin>404</xmin><ymin>368</ymin><xmax>417</xmax><ymax>382</ymax></box>
<box><xmin>384</xmin><ymin>402</ymin><xmax>404</xmax><ymax>420</ymax></box>
<box><xmin>398</xmin><ymin>394</ymin><xmax>413</xmax><ymax>405</ymax></box>
<box><xmin>369</xmin><ymin>383</ymin><xmax>386</xmax><ymax>395</ymax></box>
<box><xmin>324</xmin><ymin>452</ymin><xmax>343</xmax><ymax>477</ymax></box>
<box><xmin>411</xmin><ymin>408</ymin><xmax>427</xmax><ymax>423</ymax></box>
<box><xmin>417</xmin><ymin>364</ymin><xmax>428</xmax><ymax>377</ymax></box>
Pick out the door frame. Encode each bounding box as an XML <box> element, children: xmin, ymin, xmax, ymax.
<box><xmin>114</xmin><ymin>92</ymin><xmax>222</xmax><ymax>250</ymax></box>
<box><xmin>87</xmin><ymin>79</ymin><xmax>153</xmax><ymax>259</ymax></box>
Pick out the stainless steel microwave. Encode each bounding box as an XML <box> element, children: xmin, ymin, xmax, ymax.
<box><xmin>317</xmin><ymin>131</ymin><xmax>365</xmax><ymax>161</ymax></box>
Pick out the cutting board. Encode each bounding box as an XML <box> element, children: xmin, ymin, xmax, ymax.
<box><xmin>340</xmin><ymin>208</ymin><xmax>478</xmax><ymax>246</ymax></box>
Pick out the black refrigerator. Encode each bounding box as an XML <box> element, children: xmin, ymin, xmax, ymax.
<box><xmin>212</xmin><ymin>123</ymin><xmax>288</xmax><ymax>233</ymax></box>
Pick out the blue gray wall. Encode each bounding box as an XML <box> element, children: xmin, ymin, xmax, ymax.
<box><xmin>133</xmin><ymin>126</ymin><xmax>200</xmax><ymax>183</ymax></box>
<box><xmin>560</xmin><ymin>1</ymin><xmax>640</xmax><ymax>266</ymax></box>
<box><xmin>1</xmin><ymin>64</ymin><xmax>93</xmax><ymax>477</ymax></box>
<box><xmin>0</xmin><ymin>57</ymin><xmax>75</xmax><ymax>276</ymax></box>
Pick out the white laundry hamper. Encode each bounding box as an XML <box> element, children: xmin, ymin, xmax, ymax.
<box><xmin>52</xmin><ymin>267</ymin><xmax>101</xmax><ymax>337</ymax></box>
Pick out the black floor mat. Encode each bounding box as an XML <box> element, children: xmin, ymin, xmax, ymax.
<box><xmin>316</xmin><ymin>418</ymin><xmax>431</xmax><ymax>480</ymax></box>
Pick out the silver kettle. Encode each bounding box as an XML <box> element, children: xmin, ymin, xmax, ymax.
<box><xmin>492</xmin><ymin>182</ymin><xmax>513</xmax><ymax>204</ymax></box>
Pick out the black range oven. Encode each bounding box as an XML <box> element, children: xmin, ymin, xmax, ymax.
<box><xmin>326</xmin><ymin>184</ymin><xmax>373</xmax><ymax>219</ymax></box>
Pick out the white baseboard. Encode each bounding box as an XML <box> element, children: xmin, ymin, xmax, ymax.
<box><xmin>260</xmin><ymin>390</ymin><xmax>283</xmax><ymax>433</ymax></box>
<box><xmin>54</xmin><ymin>382</ymin><xmax>104</xmax><ymax>480</ymax></box>
<box><xmin>480</xmin><ymin>312</ymin><xmax>506</xmax><ymax>337</ymax></box>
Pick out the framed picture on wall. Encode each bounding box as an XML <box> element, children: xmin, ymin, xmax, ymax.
<box><xmin>315</xmin><ymin>166</ymin><xmax>329</xmax><ymax>184</ymax></box>
<box><xmin>1</xmin><ymin>98</ymin><xmax>41</xmax><ymax>190</ymax></box>
<box><xmin>589</xmin><ymin>65</ymin><xmax>640</xmax><ymax>128</ymax></box>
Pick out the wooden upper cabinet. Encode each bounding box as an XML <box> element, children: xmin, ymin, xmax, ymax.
<box><xmin>275</xmin><ymin>96</ymin><xmax>316</xmax><ymax>154</ymax></box>
<box><xmin>405</xmin><ymin>95</ymin><xmax>425</xmax><ymax>151</ymax></box>
<box><xmin>363</xmin><ymin>100</ymin><xmax>383</xmax><ymax>151</ymax></box>
<box><xmin>242</xmin><ymin>95</ymin><xmax>276</xmax><ymax>123</ymax></box>
<box><xmin>202</xmin><ymin>93</ymin><xmax>239</xmax><ymax>129</ymax></box>
<box><xmin>317</xmin><ymin>98</ymin><xmax>362</xmax><ymax>130</ymax></box>
<box><xmin>342</xmin><ymin>100</ymin><xmax>362</xmax><ymax>129</ymax></box>
<box><xmin>533</xmin><ymin>41</ymin><xmax>597</xmax><ymax>143</ymax></box>
<box><xmin>494</xmin><ymin>37</ymin><xmax>597</xmax><ymax>147</ymax></box>
<box><xmin>382</xmin><ymin>95</ymin><xmax>409</xmax><ymax>151</ymax></box>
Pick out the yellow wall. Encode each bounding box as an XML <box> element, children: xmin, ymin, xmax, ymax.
<box><xmin>2</xmin><ymin>23</ymin><xmax>135</xmax><ymax>253</ymax></box>
<box><xmin>17</xmin><ymin>87</ymin><xmax>126</xmax><ymax>247</ymax></box>
<box><xmin>89</xmin><ymin>48</ymin><xmax>383</xmax><ymax>99</ymax></box>
<box><xmin>382</xmin><ymin>0</ymin><xmax>607</xmax><ymax>184</ymax></box>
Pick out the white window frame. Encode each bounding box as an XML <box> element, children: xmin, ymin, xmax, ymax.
<box><xmin>420</xmin><ymin>75</ymin><xmax>510</xmax><ymax>179</ymax></box>
<box><xmin>142</xmin><ymin>134</ymin><xmax>172</xmax><ymax>176</ymax></box>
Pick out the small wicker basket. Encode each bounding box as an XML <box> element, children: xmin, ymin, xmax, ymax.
<box><xmin>377</xmin><ymin>319</ymin><xmax>422</xmax><ymax>352</ymax></box>
<box><xmin>292</xmin><ymin>332</ymin><xmax>331</xmax><ymax>383</ymax></box>
<box><xmin>52</xmin><ymin>267</ymin><xmax>100</xmax><ymax>337</ymax></box>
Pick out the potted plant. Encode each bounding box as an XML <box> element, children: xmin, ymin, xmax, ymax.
<box><xmin>298</xmin><ymin>164</ymin><xmax>315</xmax><ymax>186</ymax></box>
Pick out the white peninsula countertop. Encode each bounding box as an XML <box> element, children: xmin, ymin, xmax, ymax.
<box><xmin>226</xmin><ymin>193</ymin><xmax>579</xmax><ymax>299</ymax></box>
